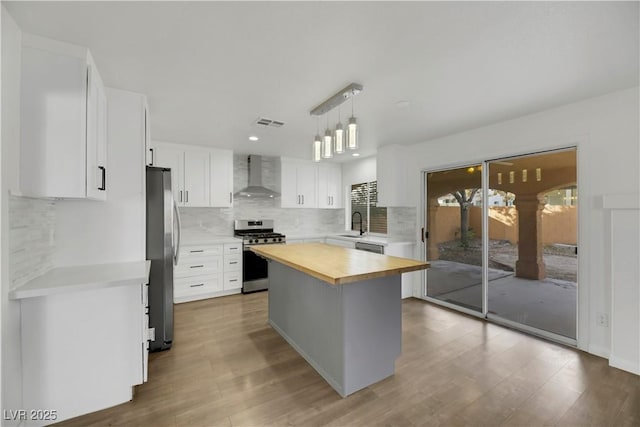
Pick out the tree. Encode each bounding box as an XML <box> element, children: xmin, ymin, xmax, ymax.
<box><xmin>451</xmin><ymin>188</ymin><xmax>479</xmax><ymax>248</ymax></box>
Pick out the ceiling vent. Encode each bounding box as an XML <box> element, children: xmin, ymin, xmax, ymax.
<box><xmin>255</xmin><ymin>117</ymin><xmax>285</xmax><ymax>128</ymax></box>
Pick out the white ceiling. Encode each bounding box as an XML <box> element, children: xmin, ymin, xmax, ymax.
<box><xmin>5</xmin><ymin>1</ymin><xmax>639</xmax><ymax>162</ymax></box>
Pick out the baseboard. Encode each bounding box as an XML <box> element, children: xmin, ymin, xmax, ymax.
<box><xmin>588</xmin><ymin>343</ymin><xmax>611</xmax><ymax>359</ymax></box>
<box><xmin>174</xmin><ymin>288</ymin><xmax>241</xmax><ymax>304</ymax></box>
<box><xmin>609</xmin><ymin>355</ymin><xmax>640</xmax><ymax>375</ymax></box>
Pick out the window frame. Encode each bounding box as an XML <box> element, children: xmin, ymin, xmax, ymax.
<box><xmin>349</xmin><ymin>180</ymin><xmax>387</xmax><ymax>235</ymax></box>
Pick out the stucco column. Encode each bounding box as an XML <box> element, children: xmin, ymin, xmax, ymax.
<box><xmin>427</xmin><ymin>198</ymin><xmax>441</xmax><ymax>260</ymax></box>
<box><xmin>515</xmin><ymin>194</ymin><xmax>545</xmax><ymax>280</ymax></box>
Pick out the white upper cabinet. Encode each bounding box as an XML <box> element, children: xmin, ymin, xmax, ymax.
<box><xmin>20</xmin><ymin>34</ymin><xmax>108</xmax><ymax>200</ymax></box>
<box><xmin>280</xmin><ymin>158</ymin><xmax>317</xmax><ymax>208</ymax></box>
<box><xmin>151</xmin><ymin>143</ymin><xmax>210</xmax><ymax>207</ymax></box>
<box><xmin>144</xmin><ymin>101</ymin><xmax>152</xmax><ymax>166</ymax></box>
<box><xmin>210</xmin><ymin>149</ymin><xmax>233</xmax><ymax>207</ymax></box>
<box><xmin>377</xmin><ymin>144</ymin><xmax>411</xmax><ymax>207</ymax></box>
<box><xmin>85</xmin><ymin>63</ymin><xmax>108</xmax><ymax>200</ymax></box>
<box><xmin>317</xmin><ymin>163</ymin><xmax>342</xmax><ymax>209</ymax></box>
<box><xmin>152</xmin><ymin>143</ymin><xmax>184</xmax><ymax>204</ymax></box>
<box><xmin>183</xmin><ymin>148</ymin><xmax>210</xmax><ymax>207</ymax></box>
<box><xmin>151</xmin><ymin>141</ymin><xmax>232</xmax><ymax>208</ymax></box>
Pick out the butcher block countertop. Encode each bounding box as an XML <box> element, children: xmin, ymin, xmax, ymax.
<box><xmin>251</xmin><ymin>243</ymin><xmax>429</xmax><ymax>286</ymax></box>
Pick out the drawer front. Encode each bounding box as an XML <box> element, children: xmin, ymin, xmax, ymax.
<box><xmin>224</xmin><ymin>254</ymin><xmax>242</xmax><ymax>271</ymax></box>
<box><xmin>174</xmin><ymin>275</ymin><xmax>223</xmax><ymax>297</ymax></box>
<box><xmin>223</xmin><ymin>271</ymin><xmax>242</xmax><ymax>290</ymax></box>
<box><xmin>180</xmin><ymin>245</ymin><xmax>223</xmax><ymax>259</ymax></box>
<box><xmin>224</xmin><ymin>243</ymin><xmax>242</xmax><ymax>255</ymax></box>
<box><xmin>175</xmin><ymin>256</ymin><xmax>223</xmax><ymax>278</ymax></box>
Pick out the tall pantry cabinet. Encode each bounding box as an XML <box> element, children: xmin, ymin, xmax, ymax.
<box><xmin>20</xmin><ymin>33</ymin><xmax>108</xmax><ymax>200</ymax></box>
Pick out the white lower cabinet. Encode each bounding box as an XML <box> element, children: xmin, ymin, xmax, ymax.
<box><xmin>325</xmin><ymin>238</ymin><xmax>356</xmax><ymax>249</ymax></box>
<box><xmin>287</xmin><ymin>238</ymin><xmax>326</xmax><ymax>245</ymax></box>
<box><xmin>16</xmin><ymin>267</ymin><xmax>149</xmax><ymax>425</ymax></box>
<box><xmin>174</xmin><ymin>241</ymin><xmax>243</xmax><ymax>303</ymax></box>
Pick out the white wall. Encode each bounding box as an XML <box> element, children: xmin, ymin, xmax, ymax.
<box><xmin>404</xmin><ymin>87</ymin><xmax>639</xmax><ymax>364</ymax></box>
<box><xmin>1</xmin><ymin>5</ymin><xmax>24</xmax><ymax>419</ymax></box>
<box><xmin>341</xmin><ymin>155</ymin><xmax>376</xmax><ymax>189</ymax></box>
<box><xmin>54</xmin><ymin>88</ymin><xmax>146</xmax><ymax>266</ymax></box>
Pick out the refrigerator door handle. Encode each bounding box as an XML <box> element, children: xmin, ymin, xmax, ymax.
<box><xmin>173</xmin><ymin>199</ymin><xmax>182</xmax><ymax>265</ymax></box>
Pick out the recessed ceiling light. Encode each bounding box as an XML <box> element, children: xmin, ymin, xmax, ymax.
<box><xmin>249</xmin><ymin>136</ymin><xmax>259</xmax><ymax>141</ymax></box>
<box><xmin>352</xmin><ymin>153</ymin><xmax>360</xmax><ymax>157</ymax></box>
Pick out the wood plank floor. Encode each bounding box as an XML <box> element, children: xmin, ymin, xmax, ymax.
<box><xmin>56</xmin><ymin>292</ymin><xmax>639</xmax><ymax>426</ymax></box>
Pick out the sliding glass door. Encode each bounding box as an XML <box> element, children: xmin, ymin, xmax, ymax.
<box><xmin>486</xmin><ymin>149</ymin><xmax>577</xmax><ymax>341</ymax></box>
<box><xmin>423</xmin><ymin>148</ymin><xmax>577</xmax><ymax>343</ymax></box>
<box><xmin>425</xmin><ymin>165</ymin><xmax>484</xmax><ymax>314</ymax></box>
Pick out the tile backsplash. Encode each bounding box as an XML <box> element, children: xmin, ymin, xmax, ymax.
<box><xmin>387</xmin><ymin>207</ymin><xmax>417</xmax><ymax>241</ymax></box>
<box><xmin>9</xmin><ymin>195</ymin><xmax>56</xmax><ymax>288</ymax></box>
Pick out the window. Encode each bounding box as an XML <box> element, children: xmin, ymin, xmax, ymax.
<box><xmin>350</xmin><ymin>181</ymin><xmax>387</xmax><ymax>234</ymax></box>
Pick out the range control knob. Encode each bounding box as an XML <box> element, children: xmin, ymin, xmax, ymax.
<box><xmin>278</xmin><ymin>238</ymin><xmax>282</xmax><ymax>242</ymax></box>
<box><xmin>263</xmin><ymin>238</ymin><xmax>268</xmax><ymax>243</ymax></box>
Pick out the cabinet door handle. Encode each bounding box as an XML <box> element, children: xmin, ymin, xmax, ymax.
<box><xmin>229</xmin><ymin>192</ymin><xmax>232</xmax><ymax>204</ymax></box>
<box><xmin>190</xmin><ymin>265</ymin><xmax>204</xmax><ymax>269</ymax></box>
<box><xmin>301</xmin><ymin>195</ymin><xmax>304</xmax><ymax>205</ymax></box>
<box><xmin>190</xmin><ymin>250</ymin><xmax>204</xmax><ymax>253</ymax></box>
<box><xmin>190</xmin><ymin>283</ymin><xmax>205</xmax><ymax>288</ymax></box>
<box><xmin>179</xmin><ymin>191</ymin><xmax>183</xmax><ymax>202</ymax></box>
<box><xmin>98</xmin><ymin>166</ymin><xmax>106</xmax><ymax>191</ymax></box>
<box><xmin>229</xmin><ymin>261</ymin><xmax>238</xmax><ymax>265</ymax></box>
<box><xmin>150</xmin><ymin>148</ymin><xmax>154</xmax><ymax>166</ymax></box>
<box><xmin>229</xmin><ymin>279</ymin><xmax>238</xmax><ymax>282</ymax></box>
<box><xmin>185</xmin><ymin>191</ymin><xmax>189</xmax><ymax>203</ymax></box>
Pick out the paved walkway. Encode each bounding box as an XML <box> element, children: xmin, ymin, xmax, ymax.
<box><xmin>427</xmin><ymin>260</ymin><xmax>577</xmax><ymax>339</ymax></box>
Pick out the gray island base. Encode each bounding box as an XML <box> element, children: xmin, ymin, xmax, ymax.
<box><xmin>268</xmin><ymin>261</ymin><xmax>401</xmax><ymax>397</ymax></box>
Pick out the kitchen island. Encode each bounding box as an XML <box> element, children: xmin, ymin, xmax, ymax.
<box><xmin>251</xmin><ymin>243</ymin><xmax>429</xmax><ymax>397</ymax></box>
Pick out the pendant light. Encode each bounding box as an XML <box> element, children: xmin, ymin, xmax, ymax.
<box><xmin>322</xmin><ymin>114</ymin><xmax>333</xmax><ymax>158</ymax></box>
<box><xmin>347</xmin><ymin>96</ymin><xmax>358</xmax><ymax>150</ymax></box>
<box><xmin>334</xmin><ymin>107</ymin><xmax>345</xmax><ymax>154</ymax></box>
<box><xmin>312</xmin><ymin>117</ymin><xmax>322</xmax><ymax>162</ymax></box>
<box><xmin>308</xmin><ymin>83</ymin><xmax>363</xmax><ymax>161</ymax></box>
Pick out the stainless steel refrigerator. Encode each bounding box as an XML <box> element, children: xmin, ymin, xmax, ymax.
<box><xmin>146</xmin><ymin>166</ymin><xmax>181</xmax><ymax>352</ymax></box>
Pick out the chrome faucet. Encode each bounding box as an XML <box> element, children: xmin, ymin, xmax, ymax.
<box><xmin>351</xmin><ymin>211</ymin><xmax>365</xmax><ymax>236</ymax></box>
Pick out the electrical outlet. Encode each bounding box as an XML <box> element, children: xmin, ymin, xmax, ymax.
<box><xmin>597</xmin><ymin>312</ymin><xmax>609</xmax><ymax>327</ymax></box>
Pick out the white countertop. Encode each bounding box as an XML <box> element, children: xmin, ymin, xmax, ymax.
<box><xmin>10</xmin><ymin>260</ymin><xmax>151</xmax><ymax>300</ymax></box>
<box><xmin>180</xmin><ymin>230</ymin><xmax>242</xmax><ymax>246</ymax></box>
<box><xmin>325</xmin><ymin>234</ymin><xmax>414</xmax><ymax>246</ymax></box>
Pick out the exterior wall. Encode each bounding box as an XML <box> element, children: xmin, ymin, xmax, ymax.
<box><xmin>431</xmin><ymin>205</ymin><xmax>576</xmax><ymax>248</ymax></box>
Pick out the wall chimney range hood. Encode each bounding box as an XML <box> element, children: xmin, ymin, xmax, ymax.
<box><xmin>234</xmin><ymin>155</ymin><xmax>280</xmax><ymax>198</ymax></box>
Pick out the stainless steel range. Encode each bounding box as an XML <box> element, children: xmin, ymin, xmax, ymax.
<box><xmin>234</xmin><ymin>220</ymin><xmax>286</xmax><ymax>293</ymax></box>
